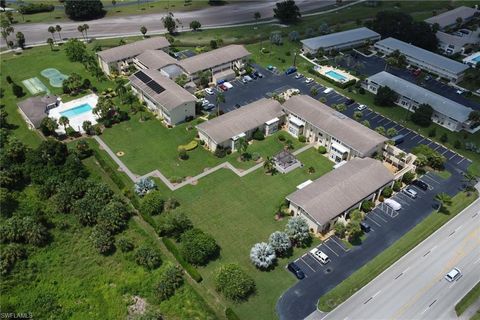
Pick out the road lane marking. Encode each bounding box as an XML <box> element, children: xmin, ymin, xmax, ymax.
<box><xmin>372</xmin><ymin>290</ymin><xmax>381</xmax><ymax>298</ymax></box>
<box><xmin>395</xmin><ymin>272</ymin><xmax>403</xmax><ymax>280</ymax></box>
<box><xmin>448</xmin><ymin>230</ymin><xmax>455</xmax><ymax>237</ymax></box>
<box><xmin>423</xmin><ymin>250</ymin><xmax>431</xmax><ymax>257</ymax></box>
<box><xmin>363</xmin><ymin>297</ymin><xmax>373</xmax><ymax>304</ymax></box>
<box><xmin>474</xmin><ymin>257</ymin><xmax>480</xmax><ymax>265</ymax></box>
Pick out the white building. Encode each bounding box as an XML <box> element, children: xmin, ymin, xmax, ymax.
<box><xmin>129</xmin><ymin>70</ymin><xmax>196</xmax><ymax>126</ymax></box>
<box><xmin>282</xmin><ymin>95</ymin><xmax>387</xmax><ymax>163</ymax></box>
<box><xmin>374</xmin><ymin>37</ymin><xmax>470</xmax><ymax>83</ymax></box>
<box><xmin>425</xmin><ymin>6</ymin><xmax>479</xmax><ymax>30</ymax></box>
<box><xmin>365</xmin><ymin>71</ymin><xmax>475</xmax><ymax>132</ymax></box>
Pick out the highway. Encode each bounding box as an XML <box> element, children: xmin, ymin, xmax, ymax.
<box><xmin>322</xmin><ymin>197</ymin><xmax>480</xmax><ymax>320</ymax></box>
<box><xmin>1</xmin><ymin>0</ymin><xmax>336</xmax><ymax>47</ymax></box>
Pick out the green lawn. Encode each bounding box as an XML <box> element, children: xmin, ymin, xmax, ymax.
<box><xmin>147</xmin><ymin>148</ymin><xmax>333</xmax><ymax>319</ymax></box>
<box><xmin>318</xmin><ymin>190</ymin><xmax>479</xmax><ymax>312</ymax></box>
<box><xmin>455</xmin><ymin>282</ymin><xmax>480</xmax><ymax>316</ymax></box>
<box><xmin>101</xmin><ymin>113</ymin><xmax>304</xmax><ymax>178</ymax></box>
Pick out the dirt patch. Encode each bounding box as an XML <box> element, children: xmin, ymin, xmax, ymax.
<box><xmin>190</xmin><ymin>180</ymin><xmax>198</xmax><ymax>185</ymax></box>
<box><xmin>116</xmin><ymin>151</ymin><xmax>125</xmax><ymax>157</ymax></box>
<box><xmin>128</xmin><ymin>296</ymin><xmax>148</xmax><ymax>318</ymax></box>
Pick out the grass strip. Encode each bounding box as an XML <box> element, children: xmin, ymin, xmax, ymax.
<box><xmin>455</xmin><ymin>282</ymin><xmax>480</xmax><ymax>316</ymax></box>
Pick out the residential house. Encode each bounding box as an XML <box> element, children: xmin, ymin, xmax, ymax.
<box><xmin>17</xmin><ymin>95</ymin><xmax>59</xmax><ymax>129</ymax></box>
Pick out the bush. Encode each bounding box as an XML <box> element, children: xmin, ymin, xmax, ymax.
<box><xmin>440</xmin><ymin>133</ymin><xmax>448</xmax><ymax>143</ymax></box>
<box><xmin>298</xmin><ymin>135</ymin><xmax>307</xmax><ymax>143</ymax></box>
<box><xmin>278</xmin><ymin>133</ymin><xmax>286</xmax><ymax>142</ymax></box>
<box><xmin>178</xmin><ymin>147</ymin><xmax>189</xmax><ymax>160</ymax></box>
<box><xmin>361</xmin><ymin>200</ymin><xmax>374</xmax><ymax>212</ymax></box>
<box><xmin>252</xmin><ymin>129</ymin><xmax>265</xmax><ymax>141</ymax></box>
<box><xmin>215</xmin><ymin>264</ymin><xmax>255</xmax><ymax>301</ymax></box>
<box><xmin>0</xmin><ymin>244</ymin><xmax>26</xmax><ymax>276</ymax></box>
<box><xmin>318</xmin><ymin>146</ymin><xmax>327</xmax><ymax>154</ymax></box>
<box><xmin>19</xmin><ymin>3</ymin><xmax>54</xmax><ymax>14</ymax></box>
<box><xmin>180</xmin><ymin>228</ymin><xmax>220</xmax><ymax>266</ymax></box>
<box><xmin>156</xmin><ymin>211</ymin><xmax>192</xmax><ymax>240</ymax></box>
<box><xmin>162</xmin><ymin>237</ymin><xmax>202</xmax><ymax>282</ymax></box>
<box><xmin>65</xmin><ymin>0</ymin><xmax>105</xmax><ymax>20</ymax></box>
<box><xmin>140</xmin><ymin>191</ymin><xmax>164</xmax><ymax>216</ymax></box>
<box><xmin>350</xmin><ymin>209</ymin><xmax>363</xmax><ymax>221</ymax></box>
<box><xmin>250</xmin><ymin>242</ymin><xmax>276</xmax><ymax>269</ymax></box>
<box><xmin>346</xmin><ymin>220</ymin><xmax>363</xmax><ymax>243</ymax></box>
<box><xmin>134</xmin><ymin>246</ymin><xmax>162</xmax><ymax>270</ymax></box>
<box><xmin>117</xmin><ymin>238</ymin><xmax>134</xmax><ymax>252</ymax></box>
<box><xmin>90</xmin><ymin>225</ymin><xmax>114</xmax><ymax>255</ymax></box>
<box><xmin>268</xmin><ymin>231</ymin><xmax>291</xmax><ymax>255</ymax></box>
<box><xmin>154</xmin><ymin>263</ymin><xmax>183</xmax><ymax>301</ymax></box>
<box><xmin>393</xmin><ymin>180</ymin><xmax>402</xmax><ymax>192</ymax></box>
<box><xmin>428</xmin><ymin>127</ymin><xmax>436</xmax><ymax>138</ymax></box>
<box><xmin>214</xmin><ymin>146</ymin><xmax>227</xmax><ymax>158</ymax></box>
<box><xmin>334</xmin><ymin>221</ymin><xmax>346</xmax><ymax>238</ymax></box>
<box><xmin>177</xmin><ymin>140</ymin><xmax>198</xmax><ymax>151</ymax></box>
<box><xmin>454</xmin><ymin>140</ymin><xmax>462</xmax><ymax>149</ymax></box>
<box><xmin>381</xmin><ymin>187</ymin><xmax>393</xmax><ymax>198</ymax></box>
<box><xmin>251</xmin><ymin>152</ymin><xmax>261</xmax><ymax>161</ymax></box>
<box><xmin>402</xmin><ymin>171</ymin><xmax>415</xmax><ymax>184</ymax></box>
<box><xmin>225</xmin><ymin>308</ymin><xmax>241</xmax><ymax>320</ymax></box>
<box><xmin>285</xmin><ymin>216</ymin><xmax>310</xmax><ymax>247</ymax></box>
<box><xmin>12</xmin><ymin>83</ymin><xmax>24</xmax><ymax>98</ymax></box>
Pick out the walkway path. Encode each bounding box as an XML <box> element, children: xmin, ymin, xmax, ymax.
<box><xmin>94</xmin><ymin>135</ymin><xmax>314</xmax><ymax>191</ymax></box>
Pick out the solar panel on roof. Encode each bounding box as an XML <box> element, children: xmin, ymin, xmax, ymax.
<box><xmin>135</xmin><ymin>71</ymin><xmax>152</xmax><ymax>84</ymax></box>
<box><xmin>147</xmin><ymin>81</ymin><xmax>165</xmax><ymax>94</ymax></box>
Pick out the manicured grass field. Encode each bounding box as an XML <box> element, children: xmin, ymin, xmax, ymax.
<box><xmin>101</xmin><ymin>113</ymin><xmax>304</xmax><ymax>178</ymax></box>
<box><xmin>455</xmin><ymin>282</ymin><xmax>480</xmax><ymax>316</ymax></box>
<box><xmin>318</xmin><ymin>190</ymin><xmax>479</xmax><ymax>312</ymax></box>
<box><xmin>150</xmin><ymin>148</ymin><xmax>333</xmax><ymax>320</ymax></box>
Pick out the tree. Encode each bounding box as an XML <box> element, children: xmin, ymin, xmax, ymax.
<box><xmin>375</xmin><ymin>126</ymin><xmax>386</xmax><ymax>136</ymax></box>
<box><xmin>346</xmin><ymin>220</ymin><xmax>363</xmax><ymax>243</ymax></box>
<box><xmin>65</xmin><ymin>0</ymin><xmax>104</xmax><ymax>21</ymax></box>
<box><xmin>156</xmin><ymin>211</ymin><xmax>192</xmax><ymax>239</ymax></box>
<box><xmin>386</xmin><ymin>127</ymin><xmax>398</xmax><ymax>138</ymax></box>
<box><xmin>180</xmin><ymin>228</ymin><xmax>219</xmax><ymax>265</ymax></box>
<box><xmin>48</xmin><ymin>26</ymin><xmax>56</xmax><ymax>43</ymax></box>
<box><xmin>435</xmin><ymin>192</ymin><xmax>452</xmax><ymax>212</ymax></box>
<box><xmin>46</xmin><ymin>37</ymin><xmax>54</xmax><ymax>50</ymax></box>
<box><xmin>374</xmin><ymin>86</ymin><xmax>398</xmax><ymax>106</ymax></box>
<box><xmin>82</xmin><ymin>24</ymin><xmax>90</xmax><ymax>41</ymax></box>
<box><xmin>75</xmin><ymin>139</ymin><xmax>92</xmax><ymax>159</ymax></box>
<box><xmin>468</xmin><ymin>110</ymin><xmax>480</xmax><ymax>125</ymax></box>
<box><xmin>58</xmin><ymin>116</ymin><xmax>69</xmax><ymax>132</ymax></box>
<box><xmin>155</xmin><ymin>263</ymin><xmax>184</xmax><ymax>301</ymax></box>
<box><xmin>402</xmin><ymin>171</ymin><xmax>415</xmax><ymax>184</ymax></box>
<box><xmin>134</xmin><ymin>177</ymin><xmax>156</xmax><ymax>197</ymax></box>
<box><xmin>140</xmin><ymin>25</ymin><xmax>147</xmax><ymax>37</ymax></box>
<box><xmin>285</xmin><ymin>216</ymin><xmax>310</xmax><ymax>246</ymax></box>
<box><xmin>1</xmin><ymin>19</ymin><xmax>14</xmax><ymax>44</ymax></box>
<box><xmin>15</xmin><ymin>32</ymin><xmax>25</xmax><ymax>49</ymax></box>
<box><xmin>162</xmin><ymin>12</ymin><xmax>178</xmax><ymax>34</ymax></box>
<box><xmin>268</xmin><ymin>231</ymin><xmax>291</xmax><ymax>255</ymax></box>
<box><xmin>270</xmin><ymin>31</ymin><xmax>283</xmax><ymax>45</ymax></box>
<box><xmin>117</xmin><ymin>238</ymin><xmax>134</xmax><ymax>252</ymax></box>
<box><xmin>250</xmin><ymin>242</ymin><xmax>276</xmax><ymax>269</ymax></box>
<box><xmin>215</xmin><ymin>264</ymin><xmax>255</xmax><ymax>301</ymax></box>
<box><xmin>456</xmin><ymin>16</ymin><xmax>463</xmax><ymax>28</ymax></box>
<box><xmin>334</xmin><ymin>221</ymin><xmax>346</xmax><ymax>238</ymax></box>
<box><xmin>263</xmin><ymin>156</ymin><xmax>275</xmax><ymax>174</ymax></box>
<box><xmin>140</xmin><ymin>191</ymin><xmax>164</xmax><ymax>216</ymax></box>
<box><xmin>12</xmin><ymin>83</ymin><xmax>24</xmax><ymax>98</ymax></box>
<box><xmin>82</xmin><ymin>120</ymin><xmax>92</xmax><ymax>135</ymax></box>
<box><xmin>189</xmin><ymin>20</ymin><xmax>201</xmax><ymax>31</ymax></box>
<box><xmin>273</xmin><ymin>0</ymin><xmax>301</xmax><ymax>24</ymax></box>
<box><xmin>236</xmin><ymin>137</ymin><xmax>249</xmax><ymax>160</ymax></box>
<box><xmin>210</xmin><ymin>39</ymin><xmax>218</xmax><ymax>49</ymax></box>
<box><xmin>55</xmin><ymin>25</ymin><xmax>62</xmax><ymax>41</ymax></box>
<box><xmin>97</xmin><ymin>198</ymin><xmax>130</xmax><ymax>234</ymax></box>
<box><xmin>90</xmin><ymin>225</ymin><xmax>114</xmax><ymax>254</ymax></box>
<box><xmin>411</xmin><ymin>103</ymin><xmax>433</xmax><ymax>127</ymax></box>
<box><xmin>77</xmin><ymin>24</ymin><xmax>85</xmax><ymax>40</ymax></box>
<box><xmin>64</xmin><ymin>38</ymin><xmax>87</xmax><ymax>62</ymax></box>
<box><xmin>215</xmin><ymin>91</ymin><xmax>224</xmax><ymax>116</ymax></box>
<box><xmin>135</xmin><ymin>246</ymin><xmax>162</xmax><ymax>270</ymax></box>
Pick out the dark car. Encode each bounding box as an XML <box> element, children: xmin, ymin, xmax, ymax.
<box><xmin>345</xmin><ymin>98</ymin><xmax>355</xmax><ymax>105</ymax></box>
<box><xmin>287</xmin><ymin>262</ymin><xmax>305</xmax><ymax>279</ymax></box>
<box><xmin>251</xmin><ymin>73</ymin><xmax>258</xmax><ymax>80</ymax></box>
<box><xmin>412</xmin><ymin>180</ymin><xmax>429</xmax><ymax>191</ymax></box>
<box><xmin>360</xmin><ymin>221</ymin><xmax>371</xmax><ymax>233</ymax></box>
<box><xmin>285</xmin><ymin>66</ymin><xmax>297</xmax><ymax>75</ymax></box>
<box><xmin>234</xmin><ymin>104</ymin><xmax>241</xmax><ymax>109</ymax></box>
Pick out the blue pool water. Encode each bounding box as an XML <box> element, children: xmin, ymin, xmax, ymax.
<box><xmin>325</xmin><ymin>70</ymin><xmax>347</xmax><ymax>81</ymax></box>
<box><xmin>60</xmin><ymin>103</ymin><xmax>93</xmax><ymax>118</ymax></box>
<box><xmin>472</xmin><ymin>56</ymin><xmax>480</xmax><ymax>62</ymax></box>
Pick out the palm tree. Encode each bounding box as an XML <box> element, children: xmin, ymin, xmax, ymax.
<box><xmin>263</xmin><ymin>156</ymin><xmax>275</xmax><ymax>174</ymax></box>
<box><xmin>435</xmin><ymin>192</ymin><xmax>452</xmax><ymax>212</ymax></box>
<box><xmin>55</xmin><ymin>25</ymin><xmax>62</xmax><ymax>42</ymax></box>
<box><xmin>48</xmin><ymin>26</ymin><xmax>56</xmax><ymax>43</ymax></box>
<box><xmin>58</xmin><ymin>116</ymin><xmax>69</xmax><ymax>132</ymax></box>
<box><xmin>82</xmin><ymin>24</ymin><xmax>90</xmax><ymax>41</ymax></box>
<box><xmin>77</xmin><ymin>25</ymin><xmax>85</xmax><ymax>41</ymax></box>
<box><xmin>254</xmin><ymin>11</ymin><xmax>261</xmax><ymax>27</ymax></box>
<box><xmin>1</xmin><ymin>19</ymin><xmax>14</xmax><ymax>43</ymax></box>
<box><xmin>215</xmin><ymin>92</ymin><xmax>225</xmax><ymax>117</ymax></box>
<box><xmin>237</xmin><ymin>137</ymin><xmax>248</xmax><ymax>159</ymax></box>
<box><xmin>140</xmin><ymin>25</ymin><xmax>147</xmax><ymax>37</ymax></box>
<box><xmin>462</xmin><ymin>173</ymin><xmax>478</xmax><ymax>191</ymax></box>
<box><xmin>47</xmin><ymin>37</ymin><xmax>54</xmax><ymax>50</ymax></box>
<box><xmin>82</xmin><ymin>120</ymin><xmax>92</xmax><ymax>135</ymax></box>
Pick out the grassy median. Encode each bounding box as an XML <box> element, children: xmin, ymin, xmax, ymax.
<box><xmin>456</xmin><ymin>282</ymin><xmax>480</xmax><ymax>316</ymax></box>
<box><xmin>318</xmin><ymin>190</ymin><xmax>479</xmax><ymax>312</ymax></box>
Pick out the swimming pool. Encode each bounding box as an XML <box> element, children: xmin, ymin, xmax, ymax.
<box><xmin>325</xmin><ymin>70</ymin><xmax>347</xmax><ymax>82</ymax></box>
<box><xmin>473</xmin><ymin>56</ymin><xmax>480</xmax><ymax>62</ymax></box>
<box><xmin>60</xmin><ymin>103</ymin><xmax>93</xmax><ymax>118</ymax></box>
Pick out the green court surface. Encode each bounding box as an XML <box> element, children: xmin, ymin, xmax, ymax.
<box><xmin>41</xmin><ymin>68</ymin><xmax>68</xmax><ymax>87</ymax></box>
<box><xmin>21</xmin><ymin>77</ymin><xmax>49</xmax><ymax>95</ymax></box>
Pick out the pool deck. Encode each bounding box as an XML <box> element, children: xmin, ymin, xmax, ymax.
<box><xmin>48</xmin><ymin>94</ymin><xmax>99</xmax><ymax>134</ymax></box>
<box><xmin>314</xmin><ymin>65</ymin><xmax>359</xmax><ymax>83</ymax></box>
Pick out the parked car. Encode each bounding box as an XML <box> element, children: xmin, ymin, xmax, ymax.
<box><xmin>205</xmin><ymin>88</ymin><xmax>214</xmax><ymax>95</ymax></box>
<box><xmin>345</xmin><ymin>98</ymin><xmax>355</xmax><ymax>105</ymax></box>
<box><xmin>403</xmin><ymin>188</ymin><xmax>418</xmax><ymax>199</ymax></box>
<box><xmin>218</xmin><ymin>84</ymin><xmax>228</xmax><ymax>91</ymax></box>
<box><xmin>224</xmin><ymin>82</ymin><xmax>233</xmax><ymax>89</ymax></box>
<box><xmin>267</xmin><ymin>65</ymin><xmax>276</xmax><ymax>71</ymax></box>
<box><xmin>251</xmin><ymin>73</ymin><xmax>258</xmax><ymax>80</ymax></box>
<box><xmin>257</xmin><ymin>72</ymin><xmax>264</xmax><ymax>78</ymax></box>
<box><xmin>287</xmin><ymin>262</ymin><xmax>305</xmax><ymax>279</ymax></box>
<box><xmin>384</xmin><ymin>198</ymin><xmax>402</xmax><ymax>211</ymax></box>
<box><xmin>285</xmin><ymin>66</ymin><xmax>297</xmax><ymax>75</ymax></box>
<box><xmin>234</xmin><ymin>103</ymin><xmax>241</xmax><ymax>109</ymax></box>
<box><xmin>200</xmin><ymin>99</ymin><xmax>209</xmax><ymax>107</ymax></box>
<box><xmin>360</xmin><ymin>221</ymin><xmax>371</xmax><ymax>232</ymax></box>
<box><xmin>424</xmin><ymin>75</ymin><xmax>431</xmax><ymax>81</ymax></box>
<box><xmin>243</xmin><ymin>76</ymin><xmax>252</xmax><ymax>83</ymax></box>
<box><xmin>357</xmin><ymin>104</ymin><xmax>367</xmax><ymax>111</ymax></box>
<box><xmin>412</xmin><ymin>179</ymin><xmax>429</xmax><ymax>191</ymax></box>
<box><xmin>445</xmin><ymin>267</ymin><xmax>461</xmax><ymax>282</ymax></box>
<box><xmin>305</xmin><ymin>78</ymin><xmax>314</xmax><ymax>84</ymax></box>
<box><xmin>295</xmin><ymin>73</ymin><xmax>304</xmax><ymax>79</ymax></box>
<box><xmin>456</xmin><ymin>89</ymin><xmax>465</xmax><ymax>95</ymax></box>
<box><xmin>323</xmin><ymin>87</ymin><xmax>333</xmax><ymax>94</ymax></box>
<box><xmin>242</xmin><ymin>77</ymin><xmax>248</xmax><ymax>84</ymax></box>
<box><xmin>391</xmin><ymin>134</ymin><xmax>405</xmax><ymax>146</ymax></box>
<box><xmin>203</xmin><ymin>103</ymin><xmax>215</xmax><ymax>111</ymax></box>
<box><xmin>310</xmin><ymin>248</ymin><xmax>330</xmax><ymax>264</ymax></box>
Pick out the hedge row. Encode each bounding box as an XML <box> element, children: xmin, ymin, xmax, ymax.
<box><xmin>308</xmin><ymin>67</ymin><xmax>356</xmax><ymax>89</ymax></box>
<box><xmin>92</xmin><ymin>149</ymin><xmax>126</xmax><ymax>190</ymax></box>
<box><xmin>161</xmin><ymin>237</ymin><xmax>203</xmax><ymax>283</ymax></box>
<box><xmin>19</xmin><ymin>3</ymin><xmax>54</xmax><ymax>14</ymax></box>
<box><xmin>225</xmin><ymin>308</ymin><xmax>241</xmax><ymax>320</ymax></box>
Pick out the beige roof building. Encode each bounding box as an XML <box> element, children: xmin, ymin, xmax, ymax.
<box><xmin>179</xmin><ymin>44</ymin><xmax>250</xmax><ymax>74</ymax></box>
<box><xmin>425</xmin><ymin>6</ymin><xmax>479</xmax><ymax>29</ymax></box>
<box><xmin>283</xmin><ymin>95</ymin><xmax>387</xmax><ymax>156</ymax></box>
<box><xmin>17</xmin><ymin>95</ymin><xmax>58</xmax><ymax>128</ymax></box>
<box><xmin>134</xmin><ymin>49</ymin><xmax>179</xmax><ymax>70</ymax></box>
<box><xmin>97</xmin><ymin>37</ymin><xmax>170</xmax><ymax>63</ymax></box>
<box><xmin>287</xmin><ymin>158</ymin><xmax>394</xmax><ymax>226</ymax></box>
<box><xmin>196</xmin><ymin>98</ymin><xmax>284</xmax><ymax>144</ymax></box>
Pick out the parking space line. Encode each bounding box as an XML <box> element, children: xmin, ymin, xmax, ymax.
<box><xmin>370</xmin><ymin>114</ymin><xmax>380</xmax><ymax>120</ymax></box>
<box><xmin>299</xmin><ymin>257</ymin><xmax>316</xmax><ymax>272</ymax></box>
<box><xmin>377</xmin><ymin>117</ymin><xmax>387</xmax><ymax>124</ymax></box>
<box><xmin>422</xmin><ymin>174</ymin><xmax>440</xmax><ymax>185</ymax></box>
<box><xmin>366</xmin><ymin>215</ymin><xmax>381</xmax><ymax>227</ymax></box>
<box><xmin>323</xmin><ymin>241</ymin><xmax>340</xmax><ymax>257</ymax></box>
<box><xmin>329</xmin><ymin>236</ymin><xmax>350</xmax><ymax>252</ymax></box>
<box><xmin>403</xmin><ymin>131</ymin><xmax>413</xmax><ymax>138</ymax></box>
<box><xmin>457</xmin><ymin>158</ymin><xmax>466</xmax><ymax>165</ymax></box>
<box><xmin>433</xmin><ymin>144</ymin><xmax>441</xmax><ymax>151</ymax></box>
<box><xmin>372</xmin><ymin>210</ymin><xmax>388</xmax><ymax>222</ymax></box>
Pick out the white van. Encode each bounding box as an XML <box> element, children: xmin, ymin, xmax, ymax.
<box><xmin>384</xmin><ymin>198</ymin><xmax>402</xmax><ymax>211</ymax></box>
<box><xmin>310</xmin><ymin>248</ymin><xmax>330</xmax><ymax>264</ymax></box>
<box><xmin>323</xmin><ymin>87</ymin><xmax>333</xmax><ymax>94</ymax></box>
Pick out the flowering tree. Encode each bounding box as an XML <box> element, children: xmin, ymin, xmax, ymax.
<box><xmin>285</xmin><ymin>216</ymin><xmax>310</xmax><ymax>246</ymax></box>
<box><xmin>250</xmin><ymin>242</ymin><xmax>276</xmax><ymax>269</ymax></box>
<box><xmin>268</xmin><ymin>231</ymin><xmax>291</xmax><ymax>255</ymax></box>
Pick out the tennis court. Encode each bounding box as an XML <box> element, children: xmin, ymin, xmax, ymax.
<box><xmin>21</xmin><ymin>77</ymin><xmax>49</xmax><ymax>95</ymax></box>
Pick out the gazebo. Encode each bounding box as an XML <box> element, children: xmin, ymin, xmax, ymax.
<box><xmin>273</xmin><ymin>150</ymin><xmax>302</xmax><ymax>174</ymax></box>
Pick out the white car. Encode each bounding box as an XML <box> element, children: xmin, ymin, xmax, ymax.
<box><xmin>295</xmin><ymin>73</ymin><xmax>304</xmax><ymax>79</ymax></box>
<box><xmin>445</xmin><ymin>268</ymin><xmax>461</xmax><ymax>282</ymax></box>
<box><xmin>205</xmin><ymin>88</ymin><xmax>214</xmax><ymax>95</ymax></box>
<box><xmin>310</xmin><ymin>248</ymin><xmax>330</xmax><ymax>264</ymax></box>
<box><xmin>384</xmin><ymin>198</ymin><xmax>402</xmax><ymax>211</ymax></box>
<box><xmin>357</xmin><ymin>104</ymin><xmax>367</xmax><ymax>111</ymax></box>
<box><xmin>224</xmin><ymin>82</ymin><xmax>233</xmax><ymax>89</ymax></box>
<box><xmin>403</xmin><ymin>188</ymin><xmax>418</xmax><ymax>199</ymax></box>
<box><xmin>305</xmin><ymin>78</ymin><xmax>314</xmax><ymax>84</ymax></box>
<box><xmin>456</xmin><ymin>89</ymin><xmax>465</xmax><ymax>95</ymax></box>
<box><xmin>323</xmin><ymin>87</ymin><xmax>333</xmax><ymax>94</ymax></box>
